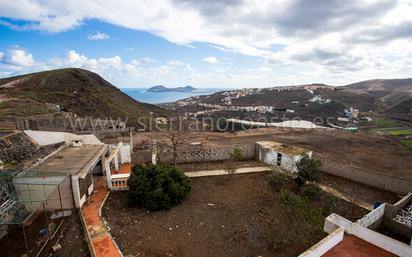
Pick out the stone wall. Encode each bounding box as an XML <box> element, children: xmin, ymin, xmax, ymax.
<box><xmin>0</xmin><ymin>132</ymin><xmax>38</xmax><ymax>164</ymax></box>
<box><xmin>315</xmin><ymin>154</ymin><xmax>412</xmax><ymax>195</ymax></box>
<box><xmin>152</xmin><ymin>143</ymin><xmax>256</xmax><ymax>164</ymax></box>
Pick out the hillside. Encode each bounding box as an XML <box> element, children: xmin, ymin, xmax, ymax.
<box><xmin>165</xmin><ymin>80</ymin><xmax>412</xmax><ymax>122</ymax></box>
<box><xmin>341</xmin><ymin>78</ymin><xmax>412</xmax><ymax>111</ymax></box>
<box><xmin>0</xmin><ymin>68</ymin><xmax>168</xmax><ymax>128</ymax></box>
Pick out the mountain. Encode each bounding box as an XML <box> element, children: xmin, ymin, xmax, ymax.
<box><xmin>0</xmin><ymin>68</ymin><xmax>168</xmax><ymax>128</ymax></box>
<box><xmin>147</xmin><ymin>85</ymin><xmax>197</xmax><ymax>93</ymax></box>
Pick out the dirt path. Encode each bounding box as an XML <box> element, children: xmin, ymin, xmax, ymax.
<box><xmin>185</xmin><ymin>166</ymin><xmax>270</xmax><ymax>177</ymax></box>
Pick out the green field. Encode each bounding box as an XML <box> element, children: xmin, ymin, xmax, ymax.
<box><xmin>401</xmin><ymin>140</ymin><xmax>412</xmax><ymax>149</ymax></box>
<box><xmin>388</xmin><ymin>130</ymin><xmax>412</xmax><ymax>136</ymax></box>
<box><xmin>374</xmin><ymin>119</ymin><xmax>401</xmax><ymax>128</ymax></box>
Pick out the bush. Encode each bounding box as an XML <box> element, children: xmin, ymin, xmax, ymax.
<box><xmin>269</xmin><ymin>172</ymin><xmax>287</xmax><ymax>192</ymax></box>
<box><xmin>127</xmin><ymin>163</ymin><xmax>191</xmax><ymax>211</ymax></box>
<box><xmin>302</xmin><ymin>183</ymin><xmax>321</xmax><ymax>200</ymax></box>
<box><xmin>279</xmin><ymin>190</ymin><xmax>307</xmax><ymax>209</ymax></box>
<box><xmin>230</xmin><ymin>148</ymin><xmax>244</xmax><ymax>161</ymax></box>
<box><xmin>224</xmin><ymin>162</ymin><xmax>237</xmax><ymax>175</ymax></box>
<box><xmin>296</xmin><ymin>154</ymin><xmax>321</xmax><ymax>184</ymax></box>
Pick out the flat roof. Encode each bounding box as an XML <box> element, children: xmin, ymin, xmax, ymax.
<box><xmin>33</xmin><ymin>144</ymin><xmax>107</xmax><ymax>177</ymax></box>
<box><xmin>256</xmin><ymin>141</ymin><xmax>309</xmax><ymax>156</ymax></box>
<box><xmin>322</xmin><ymin>235</ymin><xmax>397</xmax><ymax>257</ymax></box>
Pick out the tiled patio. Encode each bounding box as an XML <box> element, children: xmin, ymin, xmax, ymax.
<box><xmin>322</xmin><ymin>235</ymin><xmax>397</xmax><ymax>257</ymax></box>
<box><xmin>81</xmin><ymin>176</ymin><xmax>122</xmax><ymax>257</ymax></box>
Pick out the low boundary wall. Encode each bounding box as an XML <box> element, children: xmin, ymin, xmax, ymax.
<box><xmin>149</xmin><ymin>144</ymin><xmax>256</xmax><ymax>164</ymax></box>
<box><xmin>315</xmin><ymin>154</ymin><xmax>412</xmax><ymax>195</ymax></box>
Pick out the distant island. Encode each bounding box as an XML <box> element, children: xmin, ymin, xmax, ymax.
<box><xmin>147</xmin><ymin>85</ymin><xmax>198</xmax><ymax>93</ymax></box>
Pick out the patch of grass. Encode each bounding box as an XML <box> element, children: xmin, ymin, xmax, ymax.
<box><xmin>374</xmin><ymin>119</ymin><xmax>401</xmax><ymax>128</ymax></box>
<box><xmin>388</xmin><ymin>130</ymin><xmax>412</xmax><ymax>136</ymax></box>
<box><xmin>400</xmin><ymin>140</ymin><xmax>412</xmax><ymax>149</ymax></box>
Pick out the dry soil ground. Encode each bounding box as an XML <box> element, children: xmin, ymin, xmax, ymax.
<box><xmin>103</xmin><ymin>172</ymin><xmax>369</xmax><ymax>257</ymax></box>
<box><xmin>51</xmin><ymin>210</ymin><xmax>91</xmax><ymax>257</ymax></box>
<box><xmin>126</xmin><ymin>127</ymin><xmax>412</xmax><ymax>178</ymax></box>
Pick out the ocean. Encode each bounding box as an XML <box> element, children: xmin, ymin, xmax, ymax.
<box><xmin>121</xmin><ymin>88</ymin><xmax>223</xmax><ymax>104</ymax></box>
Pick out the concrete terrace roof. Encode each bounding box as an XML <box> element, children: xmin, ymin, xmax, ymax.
<box><xmin>322</xmin><ymin>235</ymin><xmax>397</xmax><ymax>257</ymax></box>
<box><xmin>33</xmin><ymin>144</ymin><xmax>107</xmax><ymax>177</ymax></box>
<box><xmin>256</xmin><ymin>141</ymin><xmax>309</xmax><ymax>156</ymax></box>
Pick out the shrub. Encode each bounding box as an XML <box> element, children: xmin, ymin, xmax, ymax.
<box><xmin>269</xmin><ymin>172</ymin><xmax>287</xmax><ymax>192</ymax></box>
<box><xmin>296</xmin><ymin>154</ymin><xmax>321</xmax><ymax>185</ymax></box>
<box><xmin>279</xmin><ymin>190</ymin><xmax>307</xmax><ymax>209</ymax></box>
<box><xmin>302</xmin><ymin>183</ymin><xmax>321</xmax><ymax>200</ymax></box>
<box><xmin>224</xmin><ymin>162</ymin><xmax>237</xmax><ymax>175</ymax></box>
<box><xmin>127</xmin><ymin>163</ymin><xmax>191</xmax><ymax>211</ymax></box>
<box><xmin>230</xmin><ymin>148</ymin><xmax>244</xmax><ymax>161</ymax></box>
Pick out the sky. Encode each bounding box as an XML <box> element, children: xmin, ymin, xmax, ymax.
<box><xmin>0</xmin><ymin>0</ymin><xmax>412</xmax><ymax>88</ymax></box>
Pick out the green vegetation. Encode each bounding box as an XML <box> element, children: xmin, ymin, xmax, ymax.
<box><xmin>388</xmin><ymin>130</ymin><xmax>412</xmax><ymax>136</ymax></box>
<box><xmin>374</xmin><ymin>119</ymin><xmax>401</xmax><ymax>128</ymax></box>
<box><xmin>272</xmin><ymin>190</ymin><xmax>324</xmax><ymax>249</ymax></box>
<box><xmin>128</xmin><ymin>163</ymin><xmax>191</xmax><ymax>211</ymax></box>
<box><xmin>268</xmin><ymin>171</ymin><xmax>288</xmax><ymax>192</ymax></box>
<box><xmin>302</xmin><ymin>183</ymin><xmax>321</xmax><ymax>200</ymax></box>
<box><xmin>230</xmin><ymin>147</ymin><xmax>244</xmax><ymax>161</ymax></box>
<box><xmin>400</xmin><ymin>140</ymin><xmax>412</xmax><ymax>149</ymax></box>
<box><xmin>295</xmin><ymin>154</ymin><xmax>322</xmax><ymax>185</ymax></box>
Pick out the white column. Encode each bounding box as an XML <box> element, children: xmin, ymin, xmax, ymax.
<box><xmin>114</xmin><ymin>153</ymin><xmax>119</xmax><ymax>171</ymax></box>
<box><xmin>105</xmin><ymin>161</ymin><xmax>112</xmax><ymax>190</ymax></box>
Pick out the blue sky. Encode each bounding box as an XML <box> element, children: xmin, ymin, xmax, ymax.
<box><xmin>1</xmin><ymin>1</ymin><xmax>411</xmax><ymax>88</ymax></box>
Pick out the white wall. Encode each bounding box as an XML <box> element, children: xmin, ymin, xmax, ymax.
<box><xmin>119</xmin><ymin>143</ymin><xmax>131</xmax><ymax>164</ymax></box>
<box><xmin>24</xmin><ymin>130</ymin><xmax>103</xmax><ymax>146</ymax></box>
<box><xmin>259</xmin><ymin>148</ymin><xmax>298</xmax><ymax>173</ymax></box>
<box><xmin>13</xmin><ymin>176</ymin><xmax>74</xmax><ymax>211</ymax></box>
<box><xmin>325</xmin><ymin>213</ymin><xmax>412</xmax><ymax>257</ymax></box>
<box><xmin>71</xmin><ymin>175</ymin><xmax>81</xmax><ymax>208</ymax></box>
<box><xmin>350</xmin><ymin>223</ymin><xmax>412</xmax><ymax>257</ymax></box>
<box><xmin>356</xmin><ymin>204</ymin><xmax>385</xmax><ymax>228</ymax></box>
<box><xmin>298</xmin><ymin>227</ymin><xmax>344</xmax><ymax>257</ymax></box>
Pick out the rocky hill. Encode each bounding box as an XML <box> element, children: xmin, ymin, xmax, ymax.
<box><xmin>0</xmin><ymin>68</ymin><xmax>168</xmax><ymax>128</ymax></box>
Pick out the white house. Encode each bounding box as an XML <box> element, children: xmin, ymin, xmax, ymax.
<box><xmin>24</xmin><ymin>130</ymin><xmax>108</xmax><ymax>208</ymax></box>
<box><xmin>256</xmin><ymin>141</ymin><xmax>312</xmax><ymax>173</ymax></box>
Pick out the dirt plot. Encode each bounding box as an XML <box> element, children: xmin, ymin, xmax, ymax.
<box><xmin>103</xmin><ymin>173</ymin><xmax>367</xmax><ymax>257</ymax></box>
<box><xmin>129</xmin><ymin>127</ymin><xmax>412</xmax><ymax>178</ymax></box>
<box><xmin>51</xmin><ymin>210</ymin><xmax>91</xmax><ymax>257</ymax></box>
<box><xmin>209</xmin><ymin>128</ymin><xmax>412</xmax><ymax>177</ymax></box>
<box><xmin>320</xmin><ymin>173</ymin><xmax>399</xmax><ymax>206</ymax></box>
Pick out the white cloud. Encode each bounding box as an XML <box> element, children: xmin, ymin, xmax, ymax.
<box><xmin>87</xmin><ymin>31</ymin><xmax>110</xmax><ymax>40</ymax></box>
<box><xmin>0</xmin><ymin>48</ymin><xmax>36</xmax><ymax>75</ymax></box>
<box><xmin>203</xmin><ymin>56</ymin><xmax>218</xmax><ymax>64</ymax></box>
<box><xmin>257</xmin><ymin>67</ymin><xmax>271</xmax><ymax>72</ymax></box>
<box><xmin>1</xmin><ymin>0</ymin><xmax>412</xmax><ymax>86</ymax></box>
<box><xmin>6</xmin><ymin>48</ymin><xmax>35</xmax><ymax>67</ymax></box>
<box><xmin>168</xmin><ymin>60</ymin><xmax>186</xmax><ymax>66</ymax></box>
